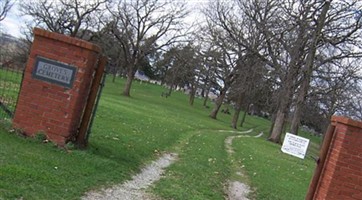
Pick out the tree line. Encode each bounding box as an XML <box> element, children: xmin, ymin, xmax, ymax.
<box><xmin>2</xmin><ymin>0</ymin><xmax>362</xmax><ymax>143</ymax></box>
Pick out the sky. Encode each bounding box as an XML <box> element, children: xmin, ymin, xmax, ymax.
<box><xmin>0</xmin><ymin>0</ymin><xmax>211</xmax><ymax>39</ymax></box>
<box><xmin>0</xmin><ymin>2</ymin><xmax>24</xmax><ymax>38</ymax></box>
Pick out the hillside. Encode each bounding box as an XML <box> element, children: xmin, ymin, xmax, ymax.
<box><xmin>0</xmin><ymin>33</ymin><xmax>22</xmax><ymax>50</ymax></box>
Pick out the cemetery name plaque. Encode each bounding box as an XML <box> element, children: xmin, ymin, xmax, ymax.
<box><xmin>32</xmin><ymin>56</ymin><xmax>76</xmax><ymax>88</ymax></box>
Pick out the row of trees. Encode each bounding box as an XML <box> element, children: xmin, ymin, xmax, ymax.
<box><xmin>200</xmin><ymin>0</ymin><xmax>362</xmax><ymax>142</ymax></box>
<box><xmin>3</xmin><ymin>0</ymin><xmax>362</xmax><ymax>143</ymax></box>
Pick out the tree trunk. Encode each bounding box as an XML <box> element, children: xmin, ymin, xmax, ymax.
<box><xmin>232</xmin><ymin>108</ymin><xmax>241</xmax><ymax>129</ymax></box>
<box><xmin>268</xmin><ymin>113</ymin><xmax>276</xmax><ymax>137</ymax></box>
<box><xmin>290</xmin><ymin>83</ymin><xmax>305</xmax><ymax>135</ymax></box>
<box><xmin>240</xmin><ymin>102</ymin><xmax>251</xmax><ymax>127</ymax></box>
<box><xmin>232</xmin><ymin>94</ymin><xmax>243</xmax><ymax>129</ymax></box>
<box><xmin>267</xmin><ymin>0</ymin><xmax>323</xmax><ymax>143</ymax></box>
<box><xmin>122</xmin><ymin>67</ymin><xmax>136</xmax><ymax>97</ymax></box>
<box><xmin>267</xmin><ymin>63</ymin><xmax>297</xmax><ymax>142</ymax></box>
<box><xmin>290</xmin><ymin>1</ymin><xmax>330</xmax><ymax>135</ymax></box>
<box><xmin>203</xmin><ymin>87</ymin><xmax>210</xmax><ymax>107</ymax></box>
<box><xmin>268</xmin><ymin>31</ymin><xmax>307</xmax><ymax>142</ymax></box>
<box><xmin>201</xmin><ymin>87</ymin><xmax>205</xmax><ymax>98</ymax></box>
<box><xmin>268</xmin><ymin>76</ymin><xmax>295</xmax><ymax>142</ymax></box>
<box><xmin>112</xmin><ymin>63</ymin><xmax>117</xmax><ymax>83</ymax></box>
<box><xmin>113</xmin><ymin>72</ymin><xmax>116</xmax><ymax>83</ymax></box>
<box><xmin>167</xmin><ymin>84</ymin><xmax>173</xmax><ymax>97</ymax></box>
<box><xmin>240</xmin><ymin>109</ymin><xmax>247</xmax><ymax>127</ymax></box>
<box><xmin>268</xmin><ymin>109</ymin><xmax>286</xmax><ymax>143</ymax></box>
<box><xmin>190</xmin><ymin>76</ymin><xmax>200</xmax><ymax>106</ymax></box>
<box><xmin>209</xmin><ymin>88</ymin><xmax>227</xmax><ymax>119</ymax></box>
<box><xmin>189</xmin><ymin>84</ymin><xmax>196</xmax><ymax>106</ymax></box>
<box><xmin>290</xmin><ymin>110</ymin><xmax>302</xmax><ymax>135</ymax></box>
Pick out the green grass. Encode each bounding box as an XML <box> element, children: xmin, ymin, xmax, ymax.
<box><xmin>153</xmin><ymin>131</ymin><xmax>231</xmax><ymax>200</ymax></box>
<box><xmin>0</xmin><ymin>131</ymin><xmax>127</xmax><ymax>199</ymax></box>
<box><xmin>0</xmin><ymin>77</ymin><xmax>319</xmax><ymax>199</ymax></box>
<box><xmin>0</xmin><ymin>68</ymin><xmax>23</xmax><ymax>119</ymax></box>
<box><xmin>232</xmin><ymin>138</ymin><xmax>315</xmax><ymax>200</ymax></box>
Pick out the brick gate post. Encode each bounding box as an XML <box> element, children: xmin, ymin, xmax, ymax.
<box><xmin>13</xmin><ymin>28</ymin><xmax>101</xmax><ymax>146</ymax></box>
<box><xmin>307</xmin><ymin>116</ymin><xmax>362</xmax><ymax>200</ymax></box>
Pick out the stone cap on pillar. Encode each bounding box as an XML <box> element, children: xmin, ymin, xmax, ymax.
<box><xmin>33</xmin><ymin>28</ymin><xmax>101</xmax><ymax>53</ymax></box>
<box><xmin>331</xmin><ymin>115</ymin><xmax>362</xmax><ymax>129</ymax></box>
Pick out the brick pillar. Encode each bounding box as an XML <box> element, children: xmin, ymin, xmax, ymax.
<box><xmin>313</xmin><ymin>116</ymin><xmax>362</xmax><ymax>200</ymax></box>
<box><xmin>13</xmin><ymin>28</ymin><xmax>101</xmax><ymax>146</ymax></box>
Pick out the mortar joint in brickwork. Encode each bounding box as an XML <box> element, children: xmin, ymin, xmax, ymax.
<box><xmin>33</xmin><ymin>28</ymin><xmax>101</xmax><ymax>53</ymax></box>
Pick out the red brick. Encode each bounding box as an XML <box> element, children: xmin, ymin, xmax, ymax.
<box><xmin>349</xmin><ymin>164</ymin><xmax>361</xmax><ymax>172</ymax></box>
<box><xmin>352</xmin><ymin>193</ymin><xmax>362</xmax><ymax>200</ymax></box>
<box><xmin>13</xmin><ymin>28</ymin><xmax>101</xmax><ymax>146</ymax></box>
<box><xmin>42</xmin><ymin>123</ymin><xmax>55</xmax><ymax>131</ymax></box>
<box><xmin>336</xmin><ymin>161</ymin><xmax>350</xmax><ymax>168</ymax></box>
<box><xmin>311</xmin><ymin>116</ymin><xmax>362</xmax><ymax>199</ymax></box>
<box><xmin>344</xmin><ymin>182</ymin><xmax>357</xmax><ymax>190</ymax></box>
<box><xmin>348</xmin><ymin>150</ymin><xmax>361</xmax><ymax>157</ymax></box>
<box><xmin>46</xmin><ymin>134</ymin><xmax>66</xmax><ymax>146</ymax></box>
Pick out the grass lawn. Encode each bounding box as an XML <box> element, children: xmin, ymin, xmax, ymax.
<box><xmin>0</xmin><ymin>77</ymin><xmax>319</xmax><ymax>199</ymax></box>
<box><xmin>0</xmin><ymin>68</ymin><xmax>23</xmax><ymax>119</ymax></box>
<box><xmin>232</xmin><ymin>138</ymin><xmax>315</xmax><ymax>199</ymax></box>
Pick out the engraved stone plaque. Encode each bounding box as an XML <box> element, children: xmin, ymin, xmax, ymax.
<box><xmin>32</xmin><ymin>56</ymin><xmax>76</xmax><ymax>88</ymax></box>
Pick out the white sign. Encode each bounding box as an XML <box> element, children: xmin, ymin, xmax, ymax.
<box><xmin>281</xmin><ymin>133</ymin><xmax>310</xmax><ymax>159</ymax></box>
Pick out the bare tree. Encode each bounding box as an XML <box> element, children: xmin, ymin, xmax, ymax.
<box><xmin>207</xmin><ymin>46</ymin><xmax>238</xmax><ymax>119</ymax></box>
<box><xmin>203</xmin><ymin>0</ymin><xmax>288</xmax><ymax>132</ymax></box>
<box><xmin>205</xmin><ymin>1</ymin><xmax>269</xmax><ymax>128</ymax></box>
<box><xmin>159</xmin><ymin>44</ymin><xmax>198</xmax><ymax>98</ymax></box>
<box><xmin>201</xmin><ymin>0</ymin><xmax>362</xmax><ymax>140</ymax></box>
<box><xmin>230</xmin><ymin>52</ymin><xmax>266</xmax><ymax>129</ymax></box>
<box><xmin>184</xmin><ymin>46</ymin><xmax>202</xmax><ymax>106</ymax></box>
<box><xmin>20</xmin><ymin>0</ymin><xmax>108</xmax><ymax>38</ymax></box>
<box><xmin>289</xmin><ymin>1</ymin><xmax>331</xmax><ymax>135</ymax></box>
<box><xmin>349</xmin><ymin>92</ymin><xmax>362</xmax><ymax>121</ymax></box>
<box><xmin>204</xmin><ymin>0</ymin><xmax>323</xmax><ymax>141</ymax></box>
<box><xmin>208</xmin><ymin>52</ymin><xmax>238</xmax><ymax>119</ymax></box>
<box><xmin>107</xmin><ymin>0</ymin><xmax>189</xmax><ymax>97</ymax></box>
<box><xmin>202</xmin><ymin>2</ymin><xmax>244</xmax><ymax>119</ymax></box>
<box><xmin>290</xmin><ymin>0</ymin><xmax>362</xmax><ymax>135</ymax></box>
<box><xmin>90</xmin><ymin>28</ymin><xmax>125</xmax><ymax>82</ymax></box>
<box><xmin>312</xmin><ymin>58</ymin><xmax>362</xmax><ymax>122</ymax></box>
<box><xmin>256</xmin><ymin>0</ymin><xmax>318</xmax><ymax>143</ymax></box>
<box><xmin>199</xmin><ymin>48</ymin><xmax>218</xmax><ymax>107</ymax></box>
<box><xmin>0</xmin><ymin>0</ymin><xmax>13</xmax><ymax>22</ymax></box>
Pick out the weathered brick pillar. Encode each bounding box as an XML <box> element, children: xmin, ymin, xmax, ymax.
<box><xmin>312</xmin><ymin>116</ymin><xmax>362</xmax><ymax>200</ymax></box>
<box><xmin>13</xmin><ymin>28</ymin><xmax>101</xmax><ymax>146</ymax></box>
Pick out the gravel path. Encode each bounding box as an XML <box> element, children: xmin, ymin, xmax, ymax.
<box><xmin>82</xmin><ymin>153</ymin><xmax>178</xmax><ymax>200</ymax></box>
<box><xmin>82</xmin><ymin>129</ymin><xmax>261</xmax><ymax>200</ymax></box>
<box><xmin>218</xmin><ymin>129</ymin><xmax>254</xmax><ymax>134</ymax></box>
<box><xmin>227</xmin><ymin>181</ymin><xmax>251</xmax><ymax>200</ymax></box>
<box><xmin>224</xmin><ymin>129</ymin><xmax>254</xmax><ymax>200</ymax></box>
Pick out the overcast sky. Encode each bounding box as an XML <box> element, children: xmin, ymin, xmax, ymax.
<box><xmin>1</xmin><ymin>2</ymin><xmax>24</xmax><ymax>37</ymax></box>
<box><xmin>0</xmin><ymin>0</ymin><xmax>211</xmax><ymax>38</ymax></box>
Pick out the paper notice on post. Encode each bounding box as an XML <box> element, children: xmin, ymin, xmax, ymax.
<box><xmin>281</xmin><ymin>133</ymin><xmax>310</xmax><ymax>159</ymax></box>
